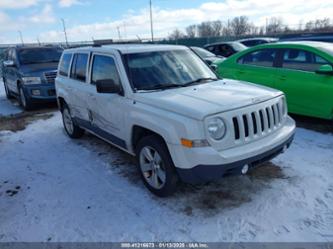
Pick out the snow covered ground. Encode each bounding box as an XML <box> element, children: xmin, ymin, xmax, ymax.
<box><xmin>0</xmin><ymin>81</ymin><xmax>22</xmax><ymax>117</ymax></box>
<box><xmin>0</xmin><ymin>83</ymin><xmax>333</xmax><ymax>242</ymax></box>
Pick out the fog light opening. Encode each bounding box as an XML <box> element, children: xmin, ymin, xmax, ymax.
<box><xmin>31</xmin><ymin>89</ymin><xmax>41</xmax><ymax>96</ymax></box>
<box><xmin>241</xmin><ymin>164</ymin><xmax>249</xmax><ymax>175</ymax></box>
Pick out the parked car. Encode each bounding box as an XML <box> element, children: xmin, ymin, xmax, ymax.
<box><xmin>279</xmin><ymin>33</ymin><xmax>333</xmax><ymax>43</ymax></box>
<box><xmin>236</xmin><ymin>37</ymin><xmax>278</xmax><ymax>47</ymax></box>
<box><xmin>190</xmin><ymin>46</ymin><xmax>225</xmax><ymax>65</ymax></box>
<box><xmin>2</xmin><ymin>46</ymin><xmax>63</xmax><ymax>110</ymax></box>
<box><xmin>215</xmin><ymin>41</ymin><xmax>333</xmax><ymax>120</ymax></box>
<box><xmin>204</xmin><ymin>42</ymin><xmax>247</xmax><ymax>57</ymax></box>
<box><xmin>56</xmin><ymin>44</ymin><xmax>295</xmax><ymax>196</ymax></box>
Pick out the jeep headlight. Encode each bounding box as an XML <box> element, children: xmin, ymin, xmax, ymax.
<box><xmin>22</xmin><ymin>77</ymin><xmax>41</xmax><ymax>85</ymax></box>
<box><xmin>207</xmin><ymin>117</ymin><xmax>226</xmax><ymax>140</ymax></box>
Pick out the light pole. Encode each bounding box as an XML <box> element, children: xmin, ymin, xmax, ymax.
<box><xmin>149</xmin><ymin>0</ymin><xmax>154</xmax><ymax>42</ymax></box>
<box><xmin>18</xmin><ymin>30</ymin><xmax>24</xmax><ymax>45</ymax></box>
<box><xmin>61</xmin><ymin>18</ymin><xmax>69</xmax><ymax>47</ymax></box>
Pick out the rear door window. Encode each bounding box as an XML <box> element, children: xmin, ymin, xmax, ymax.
<box><xmin>59</xmin><ymin>53</ymin><xmax>72</xmax><ymax>77</ymax></box>
<box><xmin>282</xmin><ymin>49</ymin><xmax>330</xmax><ymax>72</ymax></box>
<box><xmin>71</xmin><ymin>53</ymin><xmax>88</xmax><ymax>82</ymax></box>
<box><xmin>238</xmin><ymin>49</ymin><xmax>277</xmax><ymax>67</ymax></box>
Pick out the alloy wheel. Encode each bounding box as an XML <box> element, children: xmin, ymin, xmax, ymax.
<box><xmin>63</xmin><ymin>108</ymin><xmax>74</xmax><ymax>135</ymax></box>
<box><xmin>139</xmin><ymin>146</ymin><xmax>166</xmax><ymax>189</ymax></box>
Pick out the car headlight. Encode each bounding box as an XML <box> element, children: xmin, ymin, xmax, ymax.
<box><xmin>22</xmin><ymin>77</ymin><xmax>41</xmax><ymax>85</ymax></box>
<box><xmin>207</xmin><ymin>117</ymin><xmax>226</xmax><ymax>140</ymax></box>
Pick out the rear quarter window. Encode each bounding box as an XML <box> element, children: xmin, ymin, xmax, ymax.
<box><xmin>70</xmin><ymin>53</ymin><xmax>88</xmax><ymax>82</ymax></box>
<box><xmin>282</xmin><ymin>49</ymin><xmax>330</xmax><ymax>72</ymax></box>
<box><xmin>59</xmin><ymin>53</ymin><xmax>72</xmax><ymax>77</ymax></box>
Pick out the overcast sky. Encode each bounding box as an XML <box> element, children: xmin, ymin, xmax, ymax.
<box><xmin>0</xmin><ymin>0</ymin><xmax>331</xmax><ymax>44</ymax></box>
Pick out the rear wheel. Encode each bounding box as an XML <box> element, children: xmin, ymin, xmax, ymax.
<box><xmin>136</xmin><ymin>135</ymin><xmax>179</xmax><ymax>197</ymax></box>
<box><xmin>62</xmin><ymin>103</ymin><xmax>84</xmax><ymax>139</ymax></box>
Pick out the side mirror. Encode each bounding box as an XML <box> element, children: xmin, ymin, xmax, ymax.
<box><xmin>210</xmin><ymin>64</ymin><xmax>218</xmax><ymax>72</ymax></box>
<box><xmin>96</xmin><ymin>79</ymin><xmax>121</xmax><ymax>94</ymax></box>
<box><xmin>315</xmin><ymin>64</ymin><xmax>333</xmax><ymax>75</ymax></box>
<box><xmin>3</xmin><ymin>60</ymin><xmax>15</xmax><ymax>67</ymax></box>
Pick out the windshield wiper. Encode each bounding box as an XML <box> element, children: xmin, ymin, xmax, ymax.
<box><xmin>139</xmin><ymin>83</ymin><xmax>183</xmax><ymax>91</ymax></box>
<box><xmin>182</xmin><ymin>77</ymin><xmax>218</xmax><ymax>87</ymax></box>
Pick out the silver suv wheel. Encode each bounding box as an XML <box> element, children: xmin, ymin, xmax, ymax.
<box><xmin>139</xmin><ymin>146</ymin><xmax>166</xmax><ymax>189</ymax></box>
<box><xmin>63</xmin><ymin>108</ymin><xmax>74</xmax><ymax>135</ymax></box>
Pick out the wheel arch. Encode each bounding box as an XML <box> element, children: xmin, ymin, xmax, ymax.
<box><xmin>57</xmin><ymin>96</ymin><xmax>66</xmax><ymax>112</ymax></box>
<box><xmin>131</xmin><ymin>125</ymin><xmax>168</xmax><ymax>152</ymax></box>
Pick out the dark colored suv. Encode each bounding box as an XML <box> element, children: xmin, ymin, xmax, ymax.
<box><xmin>2</xmin><ymin>46</ymin><xmax>63</xmax><ymax>110</ymax></box>
<box><xmin>204</xmin><ymin>42</ymin><xmax>247</xmax><ymax>57</ymax></box>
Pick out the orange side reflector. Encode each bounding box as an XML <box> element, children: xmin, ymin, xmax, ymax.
<box><xmin>181</xmin><ymin>138</ymin><xmax>193</xmax><ymax>148</ymax></box>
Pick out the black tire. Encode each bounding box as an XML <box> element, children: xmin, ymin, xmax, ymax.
<box><xmin>135</xmin><ymin>135</ymin><xmax>179</xmax><ymax>197</ymax></box>
<box><xmin>61</xmin><ymin>103</ymin><xmax>85</xmax><ymax>139</ymax></box>
<box><xmin>18</xmin><ymin>84</ymin><xmax>34</xmax><ymax>111</ymax></box>
<box><xmin>3</xmin><ymin>79</ymin><xmax>14</xmax><ymax>99</ymax></box>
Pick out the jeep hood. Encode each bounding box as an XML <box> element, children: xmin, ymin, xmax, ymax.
<box><xmin>133</xmin><ymin>79</ymin><xmax>283</xmax><ymax>120</ymax></box>
<box><xmin>20</xmin><ymin>62</ymin><xmax>58</xmax><ymax>76</ymax></box>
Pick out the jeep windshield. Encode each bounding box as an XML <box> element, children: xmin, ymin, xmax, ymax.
<box><xmin>124</xmin><ymin>49</ymin><xmax>218</xmax><ymax>91</ymax></box>
<box><xmin>18</xmin><ymin>48</ymin><xmax>63</xmax><ymax>65</ymax></box>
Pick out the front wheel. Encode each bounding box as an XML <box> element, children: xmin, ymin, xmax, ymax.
<box><xmin>3</xmin><ymin>79</ymin><xmax>14</xmax><ymax>99</ymax></box>
<box><xmin>136</xmin><ymin>135</ymin><xmax>179</xmax><ymax>197</ymax></box>
<box><xmin>18</xmin><ymin>85</ymin><xmax>34</xmax><ymax>110</ymax></box>
<box><xmin>62</xmin><ymin>104</ymin><xmax>85</xmax><ymax>139</ymax></box>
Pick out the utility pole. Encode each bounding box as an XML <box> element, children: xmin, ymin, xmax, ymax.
<box><xmin>117</xmin><ymin>26</ymin><xmax>122</xmax><ymax>40</ymax></box>
<box><xmin>61</xmin><ymin>18</ymin><xmax>69</xmax><ymax>47</ymax></box>
<box><xmin>18</xmin><ymin>31</ymin><xmax>24</xmax><ymax>45</ymax></box>
<box><xmin>149</xmin><ymin>0</ymin><xmax>154</xmax><ymax>42</ymax></box>
<box><xmin>37</xmin><ymin>36</ymin><xmax>41</xmax><ymax>46</ymax></box>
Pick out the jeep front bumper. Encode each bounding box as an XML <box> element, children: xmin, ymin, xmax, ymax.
<box><xmin>167</xmin><ymin>116</ymin><xmax>296</xmax><ymax>184</ymax></box>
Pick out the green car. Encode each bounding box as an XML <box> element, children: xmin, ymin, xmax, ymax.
<box><xmin>215</xmin><ymin>41</ymin><xmax>333</xmax><ymax>120</ymax></box>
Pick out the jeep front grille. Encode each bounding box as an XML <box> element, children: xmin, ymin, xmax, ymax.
<box><xmin>232</xmin><ymin>101</ymin><xmax>284</xmax><ymax>142</ymax></box>
<box><xmin>44</xmin><ymin>71</ymin><xmax>57</xmax><ymax>84</ymax></box>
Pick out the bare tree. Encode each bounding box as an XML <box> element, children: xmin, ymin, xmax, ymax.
<box><xmin>211</xmin><ymin>20</ymin><xmax>223</xmax><ymax>37</ymax></box>
<box><xmin>266</xmin><ymin>17</ymin><xmax>284</xmax><ymax>34</ymax></box>
<box><xmin>169</xmin><ymin>29</ymin><xmax>185</xmax><ymax>40</ymax></box>
<box><xmin>230</xmin><ymin>16</ymin><xmax>251</xmax><ymax>36</ymax></box>
<box><xmin>222</xmin><ymin>20</ymin><xmax>233</xmax><ymax>36</ymax></box>
<box><xmin>186</xmin><ymin>25</ymin><xmax>197</xmax><ymax>38</ymax></box>
<box><xmin>197</xmin><ymin>21</ymin><xmax>215</xmax><ymax>37</ymax></box>
<box><xmin>166</xmin><ymin>16</ymin><xmax>333</xmax><ymax>42</ymax></box>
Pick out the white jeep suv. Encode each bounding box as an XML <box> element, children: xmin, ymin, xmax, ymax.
<box><xmin>55</xmin><ymin>44</ymin><xmax>295</xmax><ymax>197</ymax></box>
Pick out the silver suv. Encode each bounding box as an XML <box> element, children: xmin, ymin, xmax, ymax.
<box><xmin>55</xmin><ymin>44</ymin><xmax>295</xmax><ymax>197</ymax></box>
